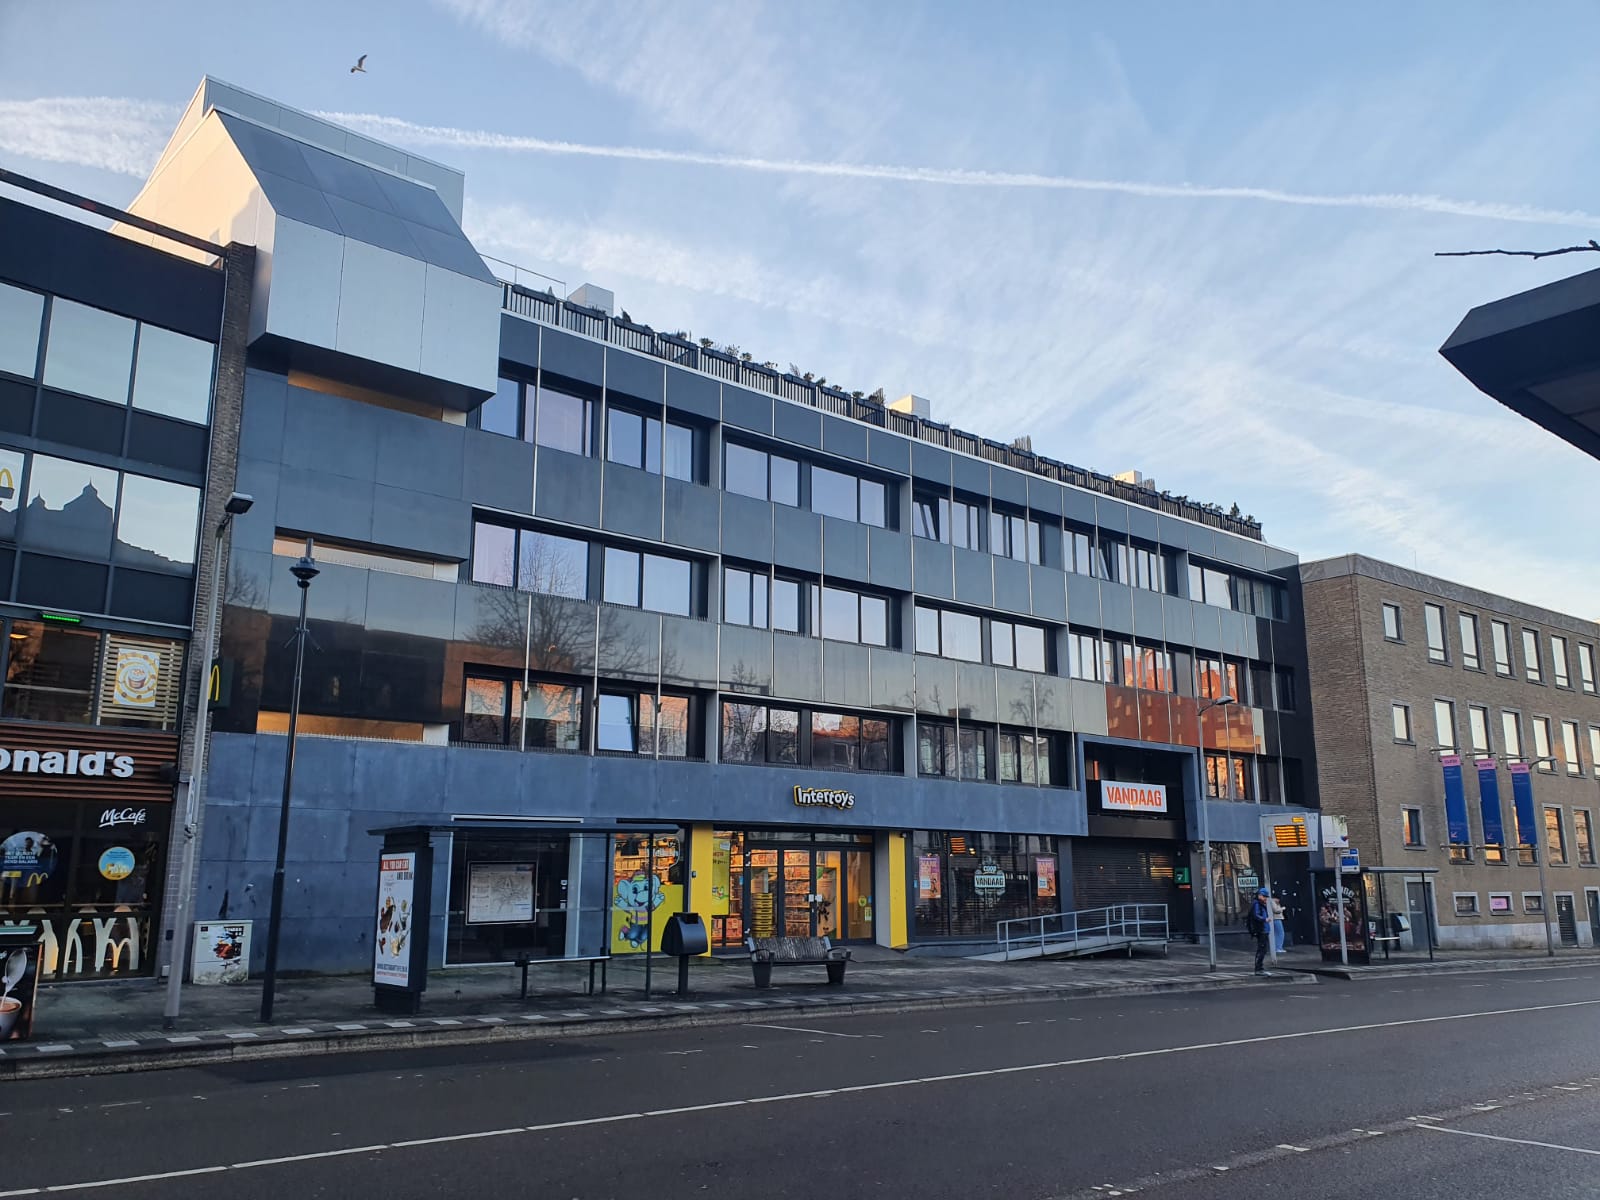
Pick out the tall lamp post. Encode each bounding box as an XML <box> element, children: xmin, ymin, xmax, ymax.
<box><xmin>163</xmin><ymin>492</ymin><xmax>253</xmax><ymax>1030</ymax></box>
<box><xmin>259</xmin><ymin>538</ymin><xmax>319</xmax><ymax>1023</ymax></box>
<box><xmin>1525</xmin><ymin>756</ymin><xmax>1559</xmax><ymax>958</ymax></box>
<box><xmin>1196</xmin><ymin>692</ymin><xmax>1236</xmax><ymax>970</ymax></box>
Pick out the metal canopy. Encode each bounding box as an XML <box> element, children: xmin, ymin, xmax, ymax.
<box><xmin>1440</xmin><ymin>265</ymin><xmax>1600</xmax><ymax>461</ymax></box>
<box><xmin>368</xmin><ymin>819</ymin><xmax>680</xmax><ymax>838</ymax></box>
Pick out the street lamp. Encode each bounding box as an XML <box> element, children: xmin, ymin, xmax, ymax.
<box><xmin>1525</xmin><ymin>756</ymin><xmax>1559</xmax><ymax>958</ymax></box>
<box><xmin>163</xmin><ymin>491</ymin><xmax>252</xmax><ymax>1029</ymax></box>
<box><xmin>1196</xmin><ymin>693</ymin><xmax>1236</xmax><ymax>971</ymax></box>
<box><xmin>259</xmin><ymin>538</ymin><xmax>319</xmax><ymax>1023</ymax></box>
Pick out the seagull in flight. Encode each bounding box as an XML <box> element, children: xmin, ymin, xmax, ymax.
<box><xmin>350</xmin><ymin>54</ymin><xmax>368</xmax><ymax>74</ymax></box>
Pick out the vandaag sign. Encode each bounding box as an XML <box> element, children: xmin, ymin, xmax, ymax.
<box><xmin>1101</xmin><ymin>781</ymin><xmax>1168</xmax><ymax>815</ymax></box>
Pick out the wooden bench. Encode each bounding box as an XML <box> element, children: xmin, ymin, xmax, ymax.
<box><xmin>746</xmin><ymin>935</ymin><xmax>851</xmax><ymax>988</ymax></box>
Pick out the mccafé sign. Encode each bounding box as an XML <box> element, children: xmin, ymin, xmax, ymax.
<box><xmin>0</xmin><ymin>722</ymin><xmax>177</xmax><ymax>805</ymax></box>
<box><xmin>1101</xmin><ymin>781</ymin><xmax>1168</xmax><ymax>814</ymax></box>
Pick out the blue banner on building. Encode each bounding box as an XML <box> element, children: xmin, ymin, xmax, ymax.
<box><xmin>1475</xmin><ymin>759</ymin><xmax>1505</xmax><ymax>847</ymax></box>
<box><xmin>1441</xmin><ymin>755</ymin><xmax>1470</xmax><ymax>846</ymax></box>
<box><xmin>1510</xmin><ymin>763</ymin><xmax>1538</xmax><ymax>847</ymax></box>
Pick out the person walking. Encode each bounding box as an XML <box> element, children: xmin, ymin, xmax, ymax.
<box><xmin>1270</xmin><ymin>892</ymin><xmax>1287</xmax><ymax>955</ymax></box>
<box><xmin>1250</xmin><ymin>887</ymin><xmax>1273</xmax><ymax>975</ymax></box>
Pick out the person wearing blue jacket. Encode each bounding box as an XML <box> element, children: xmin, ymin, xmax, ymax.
<box><xmin>1250</xmin><ymin>887</ymin><xmax>1274</xmax><ymax>975</ymax></box>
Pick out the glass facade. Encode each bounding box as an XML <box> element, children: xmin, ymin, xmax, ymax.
<box><xmin>911</xmin><ymin>831</ymin><xmax>1062</xmax><ymax>939</ymax></box>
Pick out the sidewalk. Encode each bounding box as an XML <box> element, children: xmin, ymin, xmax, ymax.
<box><xmin>4</xmin><ymin>943</ymin><xmax>1295</xmax><ymax>1080</ymax></box>
<box><xmin>1280</xmin><ymin>944</ymin><xmax>1600</xmax><ymax>980</ymax></box>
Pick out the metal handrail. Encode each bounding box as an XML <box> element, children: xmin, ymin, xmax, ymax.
<box><xmin>995</xmin><ymin>903</ymin><xmax>1170</xmax><ymax>961</ymax></box>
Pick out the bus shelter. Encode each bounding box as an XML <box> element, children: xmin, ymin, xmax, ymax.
<box><xmin>368</xmin><ymin>818</ymin><xmax>679</xmax><ymax>1013</ymax></box>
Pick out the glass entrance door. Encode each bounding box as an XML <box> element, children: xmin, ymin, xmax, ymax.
<box><xmin>742</xmin><ymin>844</ymin><xmax>872</xmax><ymax>941</ymax></box>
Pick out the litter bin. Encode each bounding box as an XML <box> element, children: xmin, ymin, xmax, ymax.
<box><xmin>661</xmin><ymin>913</ymin><xmax>708</xmax><ymax>995</ymax></box>
<box><xmin>0</xmin><ymin>924</ymin><xmax>43</xmax><ymax>1042</ymax></box>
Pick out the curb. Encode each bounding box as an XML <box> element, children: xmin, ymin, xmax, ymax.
<box><xmin>1288</xmin><ymin>958</ymin><xmax>1600</xmax><ymax>982</ymax></box>
<box><xmin>0</xmin><ymin>972</ymin><xmax>1307</xmax><ymax>1081</ymax></box>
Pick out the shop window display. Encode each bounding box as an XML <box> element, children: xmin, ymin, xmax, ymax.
<box><xmin>911</xmin><ymin>831</ymin><xmax>1061</xmax><ymax>939</ymax></box>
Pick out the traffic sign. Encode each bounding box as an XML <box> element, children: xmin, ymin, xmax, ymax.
<box><xmin>1340</xmin><ymin>847</ymin><xmax>1360</xmax><ymax>874</ymax></box>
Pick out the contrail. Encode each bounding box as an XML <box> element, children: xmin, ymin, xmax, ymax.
<box><xmin>321</xmin><ymin>110</ymin><xmax>1600</xmax><ymax>229</ymax></box>
<box><xmin>2</xmin><ymin>96</ymin><xmax>1594</xmax><ymax>230</ymax></box>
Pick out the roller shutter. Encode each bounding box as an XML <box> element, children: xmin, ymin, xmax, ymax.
<box><xmin>1072</xmin><ymin>839</ymin><xmax>1190</xmax><ymax>934</ymax></box>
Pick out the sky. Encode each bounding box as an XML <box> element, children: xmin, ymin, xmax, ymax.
<box><xmin>1</xmin><ymin>1</ymin><xmax>1598</xmax><ymax>615</ymax></box>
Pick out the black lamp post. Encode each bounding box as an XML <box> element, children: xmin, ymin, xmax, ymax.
<box><xmin>259</xmin><ymin>537</ymin><xmax>318</xmax><ymax>1023</ymax></box>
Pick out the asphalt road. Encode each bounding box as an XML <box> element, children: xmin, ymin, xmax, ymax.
<box><xmin>4</xmin><ymin>965</ymin><xmax>1600</xmax><ymax>1199</ymax></box>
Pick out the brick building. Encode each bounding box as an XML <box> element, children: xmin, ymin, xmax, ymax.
<box><xmin>1302</xmin><ymin>554</ymin><xmax>1600</xmax><ymax>951</ymax></box>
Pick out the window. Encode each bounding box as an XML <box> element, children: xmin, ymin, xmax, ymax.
<box><xmin>0</xmin><ymin>282</ymin><xmax>44</xmax><ymax>378</ymax></box>
<box><xmin>1592</xmin><ymin>727</ymin><xmax>1600</xmax><ymax>779</ymax></box>
<box><xmin>1274</xmin><ymin>666</ymin><xmax>1297</xmax><ymax>712</ymax></box>
<box><xmin>1575</xmin><ymin>810</ymin><xmax>1595</xmax><ymax>866</ymax></box>
<box><xmin>1545</xmin><ymin>807</ymin><xmax>1568</xmax><ymax>865</ymax></box>
<box><xmin>1532</xmin><ymin>716</ymin><xmax>1554</xmax><ymax>768</ymax></box>
<box><xmin>725</xmin><ymin>443</ymin><xmax>798</xmax><ymax>506</ymax></box>
<box><xmin>1491</xmin><ymin>620</ymin><xmax>1512</xmax><ymax>675</ymax></box>
<box><xmin>1382</xmin><ymin>602</ymin><xmax>1402</xmax><ymax>641</ymax></box>
<box><xmin>1130</xmin><ymin>645</ymin><xmax>1175</xmax><ymax>692</ymax></box>
<box><xmin>1580</xmin><ymin>643</ymin><xmax>1597</xmax><ymax>694</ymax></box>
<box><xmin>990</xmin><ymin>620</ymin><xmax>1048</xmax><ymax>673</ymax></box>
<box><xmin>1454</xmin><ymin>893</ymin><xmax>1479</xmax><ymax>916</ymax></box>
<box><xmin>1424</xmin><ymin>604</ymin><xmax>1447</xmax><ymax>663</ymax></box>
<box><xmin>1562</xmin><ymin>720</ymin><xmax>1582</xmax><ymax>775</ymax></box>
<box><xmin>596</xmin><ymin>692</ymin><xmax>637</xmax><ymax>752</ymax></box>
<box><xmin>1524</xmin><ymin>893</ymin><xmax>1544</xmax><ymax>914</ymax></box>
<box><xmin>534</xmin><ymin>383</ymin><xmax>594</xmax><ymax>455</ymax></box>
<box><xmin>772</xmin><ymin>578</ymin><xmax>803</xmax><ymax>633</ymax></box>
<box><xmin>998</xmin><ymin>731</ymin><xmax>1054</xmax><ymax>785</ymax></box>
<box><xmin>130</xmin><ymin>324</ymin><xmax>213</xmax><ymax>424</ymax></box>
<box><xmin>1403</xmin><ymin>807</ymin><xmax>1424</xmax><ymax>848</ymax></box>
<box><xmin>1067</xmin><ymin>528</ymin><xmax>1103</xmax><ymax>578</ymax></box>
<box><xmin>1433</xmin><ymin>700</ymin><xmax>1455</xmax><ymax>752</ymax></box>
<box><xmin>1069</xmin><ymin>632</ymin><xmax>1112</xmax><ymax>682</ymax></box>
<box><xmin>1204</xmin><ymin>752</ymin><xmax>1253</xmax><ymax>801</ymax></box>
<box><xmin>1468</xmin><ymin>705</ymin><xmax>1490</xmax><ymax>756</ymax></box>
<box><xmin>810</xmin><ymin>466</ymin><xmax>887</xmax><ymax>527</ymax></box>
<box><xmin>642</xmin><ymin>694</ymin><xmax>691</xmax><ymax>757</ymax></box>
<box><xmin>461</xmin><ymin>674</ymin><xmax>525</xmax><ymax>745</ymax></box>
<box><xmin>42</xmin><ymin>299</ymin><xmax>135</xmax><ymax>404</ymax></box>
<box><xmin>1502</xmin><ymin>711</ymin><xmax>1523</xmax><ymax>760</ymax></box>
<box><xmin>1522</xmin><ymin>629</ymin><xmax>1542</xmax><ymax>682</ymax></box>
<box><xmin>1191</xmin><ymin>563</ymin><xmax>1236</xmax><ymax>610</ymax></box>
<box><xmin>1458</xmin><ymin>613</ymin><xmax>1481</xmax><ymax>670</ymax></box>
<box><xmin>1392</xmin><ymin>703</ymin><xmax>1412</xmax><ymax>742</ymax></box>
<box><xmin>989</xmin><ymin>510</ymin><xmax>1042</xmax><ymax>564</ymax></box>
<box><xmin>812</xmin><ymin>710</ymin><xmax>892</xmax><ymax>772</ymax></box>
<box><xmin>602</xmin><ymin>547</ymin><xmax>694</xmax><ymax>616</ymax></box>
<box><xmin>1550</xmin><ymin>635</ymin><xmax>1570</xmax><ymax>687</ymax></box>
<box><xmin>3</xmin><ymin>621</ymin><xmax>100</xmax><ymax>724</ymax></box>
<box><xmin>525</xmin><ymin>681</ymin><xmax>582</xmax><ymax>750</ymax></box>
<box><xmin>478</xmin><ymin>375</ymin><xmax>524</xmax><ymax>437</ymax></box>
<box><xmin>23</xmin><ymin>454</ymin><xmax>119</xmax><ymax>560</ymax></box>
<box><xmin>915</xmin><ymin>605</ymin><xmax>982</xmax><ymax>662</ymax></box>
<box><xmin>722</xmin><ymin>567</ymin><xmax>769</xmax><ymax>628</ymax></box>
<box><xmin>918</xmin><ymin>721</ymin><xmax>957</xmax><ymax>778</ymax></box>
<box><xmin>721</xmin><ymin>702</ymin><xmax>800</xmax><ymax>764</ymax></box>
<box><xmin>114</xmin><ymin>474</ymin><xmax>201</xmax><ymax>571</ymax></box>
<box><xmin>471</xmin><ymin>522</ymin><xmax>588</xmax><ymax>598</ymax></box>
<box><xmin>913</xmin><ymin>494</ymin><xmax>979</xmax><ymax>548</ymax></box>
<box><xmin>606</xmin><ymin>407</ymin><xmax>694</xmax><ymax>481</ymax></box>
<box><xmin>1489</xmin><ymin>893</ymin><xmax>1512</xmax><ymax>913</ymax></box>
<box><xmin>663</xmin><ymin>422</ymin><xmax>694</xmax><ymax>482</ymax></box>
<box><xmin>1124</xmin><ymin>544</ymin><xmax>1171</xmax><ymax>594</ymax></box>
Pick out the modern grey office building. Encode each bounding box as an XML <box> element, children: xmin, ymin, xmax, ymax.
<box><xmin>105</xmin><ymin>78</ymin><xmax>1321</xmax><ymax>974</ymax></box>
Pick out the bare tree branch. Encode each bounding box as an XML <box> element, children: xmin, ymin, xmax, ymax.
<box><xmin>1436</xmin><ymin>240</ymin><xmax>1600</xmax><ymax>260</ymax></box>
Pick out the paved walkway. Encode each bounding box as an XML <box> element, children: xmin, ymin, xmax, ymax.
<box><xmin>9</xmin><ymin>941</ymin><xmax>1597</xmax><ymax>1078</ymax></box>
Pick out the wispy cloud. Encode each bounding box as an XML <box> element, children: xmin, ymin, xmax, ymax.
<box><xmin>0</xmin><ymin>97</ymin><xmax>176</xmax><ymax>177</ymax></box>
<box><xmin>328</xmin><ymin>110</ymin><xmax>1600</xmax><ymax>229</ymax></box>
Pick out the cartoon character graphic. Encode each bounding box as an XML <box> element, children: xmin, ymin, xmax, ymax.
<box><xmin>614</xmin><ymin>872</ymin><xmax>666</xmax><ymax>951</ymax></box>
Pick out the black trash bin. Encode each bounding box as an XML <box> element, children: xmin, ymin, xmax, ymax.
<box><xmin>661</xmin><ymin>913</ymin><xmax>708</xmax><ymax>995</ymax></box>
<box><xmin>0</xmin><ymin>924</ymin><xmax>43</xmax><ymax>1042</ymax></box>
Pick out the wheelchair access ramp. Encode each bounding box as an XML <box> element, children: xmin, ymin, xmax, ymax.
<box><xmin>972</xmin><ymin>904</ymin><xmax>1170</xmax><ymax>962</ymax></box>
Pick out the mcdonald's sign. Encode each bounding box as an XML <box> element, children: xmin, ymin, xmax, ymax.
<box><xmin>207</xmin><ymin>658</ymin><xmax>235</xmax><ymax>711</ymax></box>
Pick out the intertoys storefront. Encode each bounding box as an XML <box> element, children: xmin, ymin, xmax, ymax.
<box><xmin>0</xmin><ymin>722</ymin><xmax>179</xmax><ymax>980</ymax></box>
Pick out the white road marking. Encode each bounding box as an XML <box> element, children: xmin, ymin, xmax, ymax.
<box><xmin>3</xmin><ymin>997</ymin><xmax>1597</xmax><ymax>1197</ymax></box>
<box><xmin>1418</xmin><ymin>1124</ymin><xmax>1600</xmax><ymax>1156</ymax></box>
<box><xmin>744</xmin><ymin>1024</ymin><xmax>862</xmax><ymax>1039</ymax></box>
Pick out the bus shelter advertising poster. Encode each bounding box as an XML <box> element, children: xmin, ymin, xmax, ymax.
<box><xmin>374</xmin><ymin>853</ymin><xmax>416</xmax><ymax>986</ymax></box>
<box><xmin>611</xmin><ymin>835</ymin><xmax>683</xmax><ymax>953</ymax></box>
<box><xmin>0</xmin><ymin>930</ymin><xmax>41</xmax><ymax>1041</ymax></box>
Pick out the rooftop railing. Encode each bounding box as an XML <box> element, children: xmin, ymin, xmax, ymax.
<box><xmin>500</xmin><ymin>281</ymin><xmax>1264</xmax><ymax>541</ymax></box>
